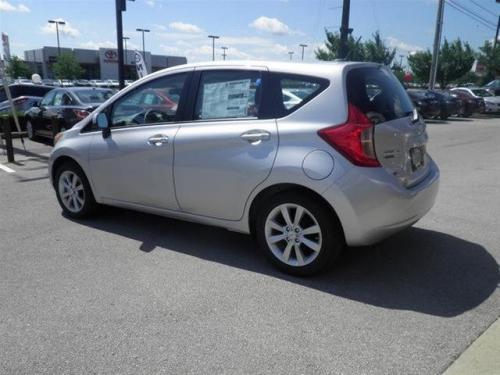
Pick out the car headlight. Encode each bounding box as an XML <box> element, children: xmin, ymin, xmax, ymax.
<box><xmin>54</xmin><ymin>132</ymin><xmax>64</xmax><ymax>145</ymax></box>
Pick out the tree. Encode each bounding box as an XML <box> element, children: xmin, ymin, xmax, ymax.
<box><xmin>364</xmin><ymin>31</ymin><xmax>396</xmax><ymax>65</ymax></box>
<box><xmin>407</xmin><ymin>38</ymin><xmax>475</xmax><ymax>87</ymax></box>
<box><xmin>477</xmin><ymin>40</ymin><xmax>500</xmax><ymax>82</ymax></box>
<box><xmin>316</xmin><ymin>30</ymin><xmax>396</xmax><ymax>65</ymax></box>
<box><xmin>52</xmin><ymin>52</ymin><xmax>83</xmax><ymax>80</ymax></box>
<box><xmin>407</xmin><ymin>50</ymin><xmax>432</xmax><ymax>84</ymax></box>
<box><xmin>438</xmin><ymin>39</ymin><xmax>475</xmax><ymax>88</ymax></box>
<box><xmin>315</xmin><ymin>30</ymin><xmax>365</xmax><ymax>61</ymax></box>
<box><xmin>5</xmin><ymin>56</ymin><xmax>32</xmax><ymax>78</ymax></box>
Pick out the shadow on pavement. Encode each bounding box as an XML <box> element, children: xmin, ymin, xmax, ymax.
<box><xmin>67</xmin><ymin>207</ymin><xmax>499</xmax><ymax>318</ymax></box>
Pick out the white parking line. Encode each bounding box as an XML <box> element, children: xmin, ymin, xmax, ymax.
<box><xmin>0</xmin><ymin>163</ymin><xmax>16</xmax><ymax>173</ymax></box>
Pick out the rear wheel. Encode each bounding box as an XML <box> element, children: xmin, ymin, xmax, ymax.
<box><xmin>256</xmin><ymin>192</ymin><xmax>344</xmax><ymax>276</ymax></box>
<box><xmin>55</xmin><ymin>162</ymin><xmax>97</xmax><ymax>219</ymax></box>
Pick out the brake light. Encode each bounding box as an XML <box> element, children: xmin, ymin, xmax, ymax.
<box><xmin>318</xmin><ymin>103</ymin><xmax>380</xmax><ymax>167</ymax></box>
<box><xmin>14</xmin><ymin>97</ymin><xmax>28</xmax><ymax>105</ymax></box>
<box><xmin>73</xmin><ymin>109</ymin><xmax>90</xmax><ymax>120</ymax></box>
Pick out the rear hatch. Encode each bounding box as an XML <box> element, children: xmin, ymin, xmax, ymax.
<box><xmin>346</xmin><ymin>66</ymin><xmax>430</xmax><ymax>187</ymax></box>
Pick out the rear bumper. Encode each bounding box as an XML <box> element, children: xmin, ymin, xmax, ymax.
<box><xmin>322</xmin><ymin>158</ymin><xmax>439</xmax><ymax>246</ymax></box>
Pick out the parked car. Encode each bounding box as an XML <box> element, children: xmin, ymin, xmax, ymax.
<box><xmin>74</xmin><ymin>79</ymin><xmax>91</xmax><ymax>87</ymax></box>
<box><xmin>0</xmin><ymin>83</ymin><xmax>54</xmax><ymax>130</ymax></box>
<box><xmin>282</xmin><ymin>89</ymin><xmax>302</xmax><ymax>109</ymax></box>
<box><xmin>450</xmin><ymin>88</ymin><xmax>486</xmax><ymax>115</ymax></box>
<box><xmin>484</xmin><ymin>79</ymin><xmax>500</xmax><ymax>96</ymax></box>
<box><xmin>455</xmin><ymin>87</ymin><xmax>500</xmax><ymax>114</ymax></box>
<box><xmin>25</xmin><ymin>87</ymin><xmax>113</xmax><ymax>142</ymax></box>
<box><xmin>49</xmin><ymin>61</ymin><xmax>439</xmax><ymax>276</ymax></box>
<box><xmin>89</xmin><ymin>80</ymin><xmax>107</xmax><ymax>87</ymax></box>
<box><xmin>426</xmin><ymin>90</ymin><xmax>462</xmax><ymax>119</ymax></box>
<box><xmin>406</xmin><ymin>89</ymin><xmax>440</xmax><ymax>119</ymax></box>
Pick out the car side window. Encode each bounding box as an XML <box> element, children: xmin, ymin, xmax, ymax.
<box><xmin>194</xmin><ymin>70</ymin><xmax>262</xmax><ymax>120</ymax></box>
<box><xmin>280</xmin><ymin>77</ymin><xmax>322</xmax><ymax>111</ymax></box>
<box><xmin>53</xmin><ymin>91</ymin><xmax>66</xmax><ymax>106</ymax></box>
<box><xmin>110</xmin><ymin>73</ymin><xmax>187</xmax><ymax>128</ymax></box>
<box><xmin>40</xmin><ymin>91</ymin><xmax>56</xmax><ymax>106</ymax></box>
<box><xmin>269</xmin><ymin>73</ymin><xmax>328</xmax><ymax>117</ymax></box>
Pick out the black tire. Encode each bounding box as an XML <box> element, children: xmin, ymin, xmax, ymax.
<box><xmin>440</xmin><ymin>115</ymin><xmax>448</xmax><ymax>120</ymax></box>
<box><xmin>26</xmin><ymin>119</ymin><xmax>37</xmax><ymax>141</ymax></box>
<box><xmin>54</xmin><ymin>161</ymin><xmax>98</xmax><ymax>219</ymax></box>
<box><xmin>255</xmin><ymin>192</ymin><xmax>344</xmax><ymax>276</ymax></box>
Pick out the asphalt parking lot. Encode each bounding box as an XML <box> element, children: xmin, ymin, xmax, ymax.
<box><xmin>1</xmin><ymin>116</ymin><xmax>499</xmax><ymax>374</ymax></box>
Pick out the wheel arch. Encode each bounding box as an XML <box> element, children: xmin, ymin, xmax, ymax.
<box><xmin>248</xmin><ymin>183</ymin><xmax>345</xmax><ymax>241</ymax></box>
<box><xmin>51</xmin><ymin>155</ymin><xmax>87</xmax><ymax>188</ymax></box>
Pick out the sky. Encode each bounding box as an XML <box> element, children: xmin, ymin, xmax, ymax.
<box><xmin>0</xmin><ymin>0</ymin><xmax>499</xmax><ymax>65</ymax></box>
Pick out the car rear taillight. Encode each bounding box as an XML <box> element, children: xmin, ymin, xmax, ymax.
<box><xmin>73</xmin><ymin>109</ymin><xmax>90</xmax><ymax>120</ymax></box>
<box><xmin>318</xmin><ymin>103</ymin><xmax>380</xmax><ymax>167</ymax></box>
<box><xmin>14</xmin><ymin>97</ymin><xmax>28</xmax><ymax>106</ymax></box>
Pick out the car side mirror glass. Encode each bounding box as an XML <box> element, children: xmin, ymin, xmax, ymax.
<box><xmin>96</xmin><ymin>112</ymin><xmax>111</xmax><ymax>138</ymax></box>
<box><xmin>96</xmin><ymin>112</ymin><xmax>108</xmax><ymax>129</ymax></box>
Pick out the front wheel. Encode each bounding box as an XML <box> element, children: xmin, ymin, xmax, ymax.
<box><xmin>55</xmin><ymin>162</ymin><xmax>97</xmax><ymax>219</ymax></box>
<box><xmin>256</xmin><ymin>192</ymin><xmax>344</xmax><ymax>276</ymax></box>
<box><xmin>26</xmin><ymin>120</ymin><xmax>36</xmax><ymax>141</ymax></box>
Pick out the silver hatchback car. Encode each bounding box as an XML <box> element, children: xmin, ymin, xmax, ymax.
<box><xmin>49</xmin><ymin>61</ymin><xmax>439</xmax><ymax>275</ymax></box>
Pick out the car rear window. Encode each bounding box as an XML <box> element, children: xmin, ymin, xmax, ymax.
<box><xmin>74</xmin><ymin>89</ymin><xmax>113</xmax><ymax>104</ymax></box>
<box><xmin>346</xmin><ymin>67</ymin><xmax>413</xmax><ymax>124</ymax></box>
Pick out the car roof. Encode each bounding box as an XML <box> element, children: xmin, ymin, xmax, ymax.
<box><xmin>62</xmin><ymin>87</ymin><xmax>113</xmax><ymax>92</ymax></box>
<box><xmin>151</xmin><ymin>60</ymin><xmax>382</xmax><ymax>78</ymax></box>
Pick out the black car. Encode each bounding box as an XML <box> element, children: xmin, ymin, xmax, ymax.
<box><xmin>24</xmin><ymin>87</ymin><xmax>113</xmax><ymax>142</ymax></box>
<box><xmin>429</xmin><ymin>90</ymin><xmax>462</xmax><ymax>119</ymax></box>
<box><xmin>406</xmin><ymin>89</ymin><xmax>440</xmax><ymax>119</ymax></box>
<box><xmin>0</xmin><ymin>84</ymin><xmax>54</xmax><ymax>130</ymax></box>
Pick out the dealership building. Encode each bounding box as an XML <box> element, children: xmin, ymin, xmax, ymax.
<box><xmin>23</xmin><ymin>46</ymin><xmax>187</xmax><ymax>80</ymax></box>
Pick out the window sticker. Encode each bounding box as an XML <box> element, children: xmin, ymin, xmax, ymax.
<box><xmin>201</xmin><ymin>79</ymin><xmax>251</xmax><ymax>119</ymax></box>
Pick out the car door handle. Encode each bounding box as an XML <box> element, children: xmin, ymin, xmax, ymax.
<box><xmin>240</xmin><ymin>130</ymin><xmax>271</xmax><ymax>144</ymax></box>
<box><xmin>148</xmin><ymin>134</ymin><xmax>169</xmax><ymax>146</ymax></box>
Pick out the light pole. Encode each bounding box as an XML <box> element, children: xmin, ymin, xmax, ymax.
<box><xmin>339</xmin><ymin>0</ymin><xmax>352</xmax><ymax>59</ymax></box>
<box><xmin>136</xmin><ymin>28</ymin><xmax>150</xmax><ymax>60</ymax></box>
<box><xmin>288</xmin><ymin>51</ymin><xmax>294</xmax><ymax>61</ymax></box>
<box><xmin>399</xmin><ymin>54</ymin><xmax>404</xmax><ymax>68</ymax></box>
<box><xmin>429</xmin><ymin>0</ymin><xmax>445</xmax><ymax>89</ymax></box>
<box><xmin>123</xmin><ymin>36</ymin><xmax>130</xmax><ymax>65</ymax></box>
<box><xmin>208</xmin><ymin>35</ymin><xmax>219</xmax><ymax>61</ymax></box>
<box><xmin>221</xmin><ymin>46</ymin><xmax>228</xmax><ymax>60</ymax></box>
<box><xmin>48</xmin><ymin>20</ymin><xmax>66</xmax><ymax>56</ymax></box>
<box><xmin>299</xmin><ymin>44</ymin><xmax>308</xmax><ymax>61</ymax></box>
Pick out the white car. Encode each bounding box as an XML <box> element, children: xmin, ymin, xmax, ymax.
<box><xmin>282</xmin><ymin>89</ymin><xmax>302</xmax><ymax>110</ymax></box>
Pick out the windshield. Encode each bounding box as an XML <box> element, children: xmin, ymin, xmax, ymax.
<box><xmin>74</xmin><ymin>89</ymin><xmax>113</xmax><ymax>103</ymax></box>
<box><xmin>471</xmin><ymin>89</ymin><xmax>492</xmax><ymax>97</ymax></box>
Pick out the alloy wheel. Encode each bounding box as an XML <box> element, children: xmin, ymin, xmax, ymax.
<box><xmin>264</xmin><ymin>203</ymin><xmax>322</xmax><ymax>267</ymax></box>
<box><xmin>58</xmin><ymin>170</ymin><xmax>85</xmax><ymax>213</ymax></box>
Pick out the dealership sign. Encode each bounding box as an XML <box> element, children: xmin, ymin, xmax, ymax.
<box><xmin>103</xmin><ymin>49</ymin><xmax>118</xmax><ymax>63</ymax></box>
<box><xmin>134</xmin><ymin>50</ymin><xmax>148</xmax><ymax>78</ymax></box>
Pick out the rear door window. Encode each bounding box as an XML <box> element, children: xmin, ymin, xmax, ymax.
<box><xmin>194</xmin><ymin>70</ymin><xmax>263</xmax><ymax>120</ymax></box>
<box><xmin>346</xmin><ymin>67</ymin><xmax>414</xmax><ymax>124</ymax></box>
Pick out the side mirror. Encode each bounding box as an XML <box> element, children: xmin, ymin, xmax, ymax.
<box><xmin>33</xmin><ymin>101</ymin><xmax>40</xmax><ymax>108</ymax></box>
<box><xmin>96</xmin><ymin>112</ymin><xmax>111</xmax><ymax>138</ymax></box>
